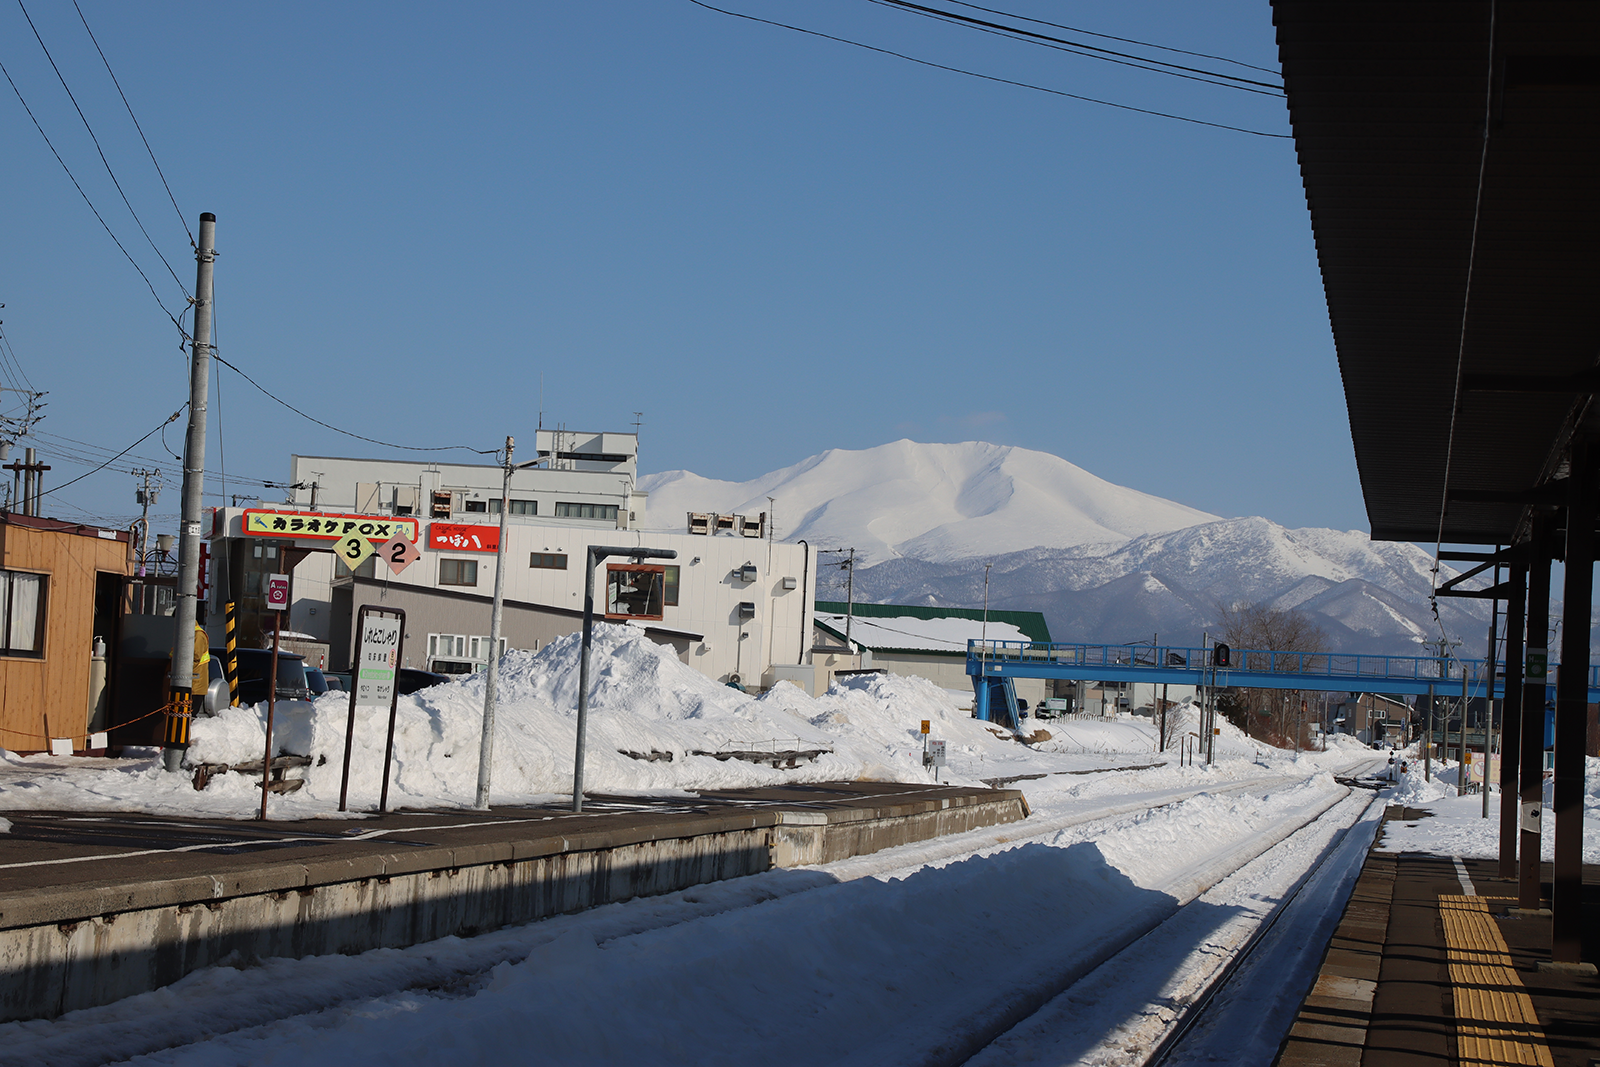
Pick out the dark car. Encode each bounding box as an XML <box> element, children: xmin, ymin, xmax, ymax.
<box><xmin>209</xmin><ymin>648</ymin><xmax>315</xmax><ymax>706</ymax></box>
<box><xmin>305</xmin><ymin>667</ymin><xmax>329</xmax><ymax>696</ymax></box>
<box><xmin>397</xmin><ymin>667</ymin><xmax>452</xmax><ymax>695</ymax></box>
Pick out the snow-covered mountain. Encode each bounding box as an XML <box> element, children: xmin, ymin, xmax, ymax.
<box><xmin>639</xmin><ymin>440</ymin><xmax>1219</xmax><ymax>562</ymax></box>
<box><xmin>638</xmin><ymin>441</ymin><xmax>1500</xmax><ymax>655</ymax></box>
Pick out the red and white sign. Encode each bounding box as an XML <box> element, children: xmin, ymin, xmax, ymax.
<box><xmin>428</xmin><ymin>522</ymin><xmax>499</xmax><ymax>553</ymax></box>
<box><xmin>378</xmin><ymin>533</ymin><xmax>423</xmax><ymax>575</ymax></box>
<box><xmin>265</xmin><ymin>573</ymin><xmax>290</xmax><ymax>612</ymax></box>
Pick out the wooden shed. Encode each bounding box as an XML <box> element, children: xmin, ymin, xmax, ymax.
<box><xmin>0</xmin><ymin>514</ymin><xmax>134</xmax><ymax>753</ymax></box>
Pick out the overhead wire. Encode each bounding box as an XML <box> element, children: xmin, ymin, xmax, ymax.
<box><xmin>863</xmin><ymin>0</ymin><xmax>1285</xmax><ymax>95</ymax></box>
<box><xmin>937</xmin><ymin>0</ymin><xmax>1283</xmax><ymax>77</ymax></box>
<box><xmin>684</xmin><ymin>0</ymin><xmax>1289</xmax><ymax>139</ymax></box>
<box><xmin>0</xmin><ymin>56</ymin><xmax>187</xmax><ymax>336</ymax></box>
<box><xmin>37</xmin><ymin>406</ymin><xmax>184</xmax><ymax>500</ymax></box>
<box><xmin>1428</xmin><ymin>0</ymin><xmax>1497</xmax><ymax>658</ymax></box>
<box><xmin>69</xmin><ymin>0</ymin><xmax>193</xmax><ymax>247</ymax></box>
<box><xmin>15</xmin><ymin>0</ymin><xmax>190</xmax><ymax>297</ymax></box>
<box><xmin>209</xmin><ymin>352</ymin><xmax>497</xmax><ymax>456</ymax></box>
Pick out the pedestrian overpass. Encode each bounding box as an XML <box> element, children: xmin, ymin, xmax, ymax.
<box><xmin>967</xmin><ymin>640</ymin><xmax>1600</xmax><ymax>730</ymax></box>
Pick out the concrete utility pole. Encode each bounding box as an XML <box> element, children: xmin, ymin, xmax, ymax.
<box><xmin>163</xmin><ymin>213</ymin><xmax>216</xmax><ymax>773</ymax></box>
<box><xmin>475</xmin><ymin>436</ymin><xmax>514</xmax><ymax>810</ymax></box>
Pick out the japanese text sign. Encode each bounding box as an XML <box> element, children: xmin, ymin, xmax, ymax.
<box><xmin>243</xmin><ymin>509</ymin><xmax>419</xmax><ymax>544</ymax></box>
<box><xmin>428</xmin><ymin>522</ymin><xmax>500</xmax><ymax>553</ymax></box>
<box><xmin>355</xmin><ymin>616</ymin><xmax>402</xmax><ymax>708</ymax></box>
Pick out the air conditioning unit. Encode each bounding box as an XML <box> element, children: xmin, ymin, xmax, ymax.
<box><xmin>736</xmin><ymin>563</ymin><xmax>758</xmax><ymax>583</ymax></box>
<box><xmin>688</xmin><ymin>512</ymin><xmax>711</xmax><ymax>535</ymax></box>
<box><xmin>737</xmin><ymin>602</ymin><xmax>756</xmax><ymax>620</ymax></box>
<box><xmin>781</xmin><ymin>576</ymin><xmax>798</xmax><ymax>590</ymax></box>
<box><xmin>714</xmin><ymin>513</ymin><xmax>739</xmax><ymax>534</ymax></box>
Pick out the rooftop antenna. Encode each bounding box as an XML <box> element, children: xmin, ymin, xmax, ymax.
<box><xmin>538</xmin><ymin>372</ymin><xmax>544</xmax><ymax>432</ymax></box>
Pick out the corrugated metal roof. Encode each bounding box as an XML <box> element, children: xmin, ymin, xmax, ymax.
<box><xmin>1275</xmin><ymin>1</ymin><xmax>1600</xmax><ymax>544</ymax></box>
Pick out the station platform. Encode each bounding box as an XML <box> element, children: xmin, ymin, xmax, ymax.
<box><xmin>1277</xmin><ymin>810</ymin><xmax>1600</xmax><ymax>1067</ymax></box>
<box><xmin>0</xmin><ymin>780</ymin><xmax>1027</xmax><ymax>1023</ymax></box>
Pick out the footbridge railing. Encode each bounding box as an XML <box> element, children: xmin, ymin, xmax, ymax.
<box><xmin>966</xmin><ymin>640</ymin><xmax>1600</xmax><ymax>700</ymax></box>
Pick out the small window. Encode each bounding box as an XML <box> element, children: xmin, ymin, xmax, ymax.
<box><xmin>464</xmin><ymin>500</ymin><xmax>487</xmax><ymax>513</ymax></box>
<box><xmin>530</xmin><ymin>552</ymin><xmax>568</xmax><ymax>570</ymax></box>
<box><xmin>510</xmin><ymin>499</ymin><xmax>537</xmax><ymax>515</ymax></box>
<box><xmin>0</xmin><ymin>570</ymin><xmax>47</xmax><ymax>657</ymax></box>
<box><xmin>440</xmin><ymin>558</ymin><xmax>478</xmax><ymax>586</ymax></box>
<box><xmin>663</xmin><ymin>564</ymin><xmax>679</xmax><ymax>606</ymax></box>
<box><xmin>605</xmin><ymin>564</ymin><xmax>665</xmax><ymax>620</ymax></box>
<box><xmin>428</xmin><ymin>633</ymin><xmax>468</xmax><ymax>659</ymax></box>
<box><xmin>555</xmin><ymin>502</ymin><xmax>618</xmax><ymax>521</ymax></box>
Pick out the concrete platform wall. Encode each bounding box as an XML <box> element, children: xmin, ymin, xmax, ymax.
<box><xmin>0</xmin><ymin>792</ymin><xmax>1025</xmax><ymax>1022</ymax></box>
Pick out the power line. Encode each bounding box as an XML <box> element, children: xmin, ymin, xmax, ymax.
<box><xmin>937</xmin><ymin>0</ymin><xmax>1283</xmax><ymax>77</ymax></box>
<box><xmin>209</xmin><ymin>351</ymin><xmax>497</xmax><ymax>456</ymax></box>
<box><xmin>70</xmin><ymin>0</ymin><xmax>193</xmax><ymax>246</ymax></box>
<box><xmin>864</xmin><ymin>0</ymin><xmax>1284</xmax><ymax>95</ymax></box>
<box><xmin>684</xmin><ymin>0</ymin><xmax>1289</xmax><ymax>139</ymax></box>
<box><xmin>15</xmin><ymin>0</ymin><xmax>191</xmax><ymax>297</ymax></box>
<box><xmin>37</xmin><ymin>406</ymin><xmax>184</xmax><ymax>501</ymax></box>
<box><xmin>0</xmin><ymin>57</ymin><xmax>188</xmax><ymax>334</ymax></box>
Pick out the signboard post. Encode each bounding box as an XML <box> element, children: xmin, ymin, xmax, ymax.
<box><xmin>928</xmin><ymin>739</ymin><xmax>947</xmax><ymax>782</ymax></box>
<box><xmin>338</xmin><ymin>606</ymin><xmax>407</xmax><ymax>812</ymax></box>
<box><xmin>258</xmin><ymin>602</ymin><xmax>285</xmax><ymax>820</ymax></box>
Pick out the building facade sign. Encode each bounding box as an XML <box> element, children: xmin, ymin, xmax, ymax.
<box><xmin>243</xmin><ymin>509</ymin><xmax>419</xmax><ymax>543</ymax></box>
<box><xmin>428</xmin><ymin>522</ymin><xmax>500</xmax><ymax>553</ymax></box>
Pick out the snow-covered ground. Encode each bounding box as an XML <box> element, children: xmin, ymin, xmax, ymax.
<box><xmin>1</xmin><ymin>627</ymin><xmax>1594</xmax><ymax>1067</ymax></box>
<box><xmin>0</xmin><ymin>623</ymin><xmax>1289</xmax><ymax>820</ymax></box>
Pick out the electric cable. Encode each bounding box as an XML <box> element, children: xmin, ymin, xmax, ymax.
<box><xmin>1429</xmin><ymin>0</ymin><xmax>1497</xmax><ymax>624</ymax></box>
<box><xmin>70</xmin><ymin>0</ymin><xmax>193</xmax><ymax>245</ymax></box>
<box><xmin>864</xmin><ymin>0</ymin><xmax>1284</xmax><ymax>95</ymax></box>
<box><xmin>209</xmin><ymin>352</ymin><xmax>496</xmax><ymax>456</ymax></box>
<box><xmin>0</xmin><ymin>57</ymin><xmax>187</xmax><ymax>335</ymax></box>
<box><xmin>37</xmin><ymin>407</ymin><xmax>184</xmax><ymax>500</ymax></box>
<box><xmin>937</xmin><ymin>0</ymin><xmax>1282</xmax><ymax>77</ymax></box>
<box><xmin>684</xmin><ymin>0</ymin><xmax>1289</xmax><ymax>138</ymax></box>
<box><xmin>15</xmin><ymin>0</ymin><xmax>191</xmax><ymax>297</ymax></box>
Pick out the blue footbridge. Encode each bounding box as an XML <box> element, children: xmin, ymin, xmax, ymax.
<box><xmin>967</xmin><ymin>640</ymin><xmax>1600</xmax><ymax>732</ymax></box>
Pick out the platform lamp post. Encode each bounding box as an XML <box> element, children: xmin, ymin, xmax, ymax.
<box><xmin>572</xmin><ymin>545</ymin><xmax>676</xmax><ymax>813</ymax></box>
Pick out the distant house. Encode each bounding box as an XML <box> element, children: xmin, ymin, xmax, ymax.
<box><xmin>811</xmin><ymin>601</ymin><xmax>1053</xmax><ymax>707</ymax></box>
<box><xmin>1330</xmin><ymin>692</ymin><xmax>1411</xmax><ymax>746</ymax></box>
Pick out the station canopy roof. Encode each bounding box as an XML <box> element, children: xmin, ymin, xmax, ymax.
<box><xmin>1274</xmin><ymin>1</ymin><xmax>1600</xmax><ymax>545</ymax></box>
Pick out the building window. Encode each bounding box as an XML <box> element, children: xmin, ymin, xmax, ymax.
<box><xmin>510</xmin><ymin>499</ymin><xmax>537</xmax><ymax>515</ymax></box>
<box><xmin>555</xmin><ymin>502</ymin><xmax>618</xmax><ymax>521</ymax></box>
<box><xmin>663</xmin><ymin>564</ymin><xmax>679</xmax><ymax>606</ymax></box>
<box><xmin>429</xmin><ymin>633</ymin><xmax>467</xmax><ymax>660</ymax></box>
<box><xmin>0</xmin><ymin>570</ymin><xmax>46</xmax><ymax>657</ymax></box>
<box><xmin>530</xmin><ymin>552</ymin><xmax>567</xmax><ymax>570</ymax></box>
<box><xmin>464</xmin><ymin>499</ymin><xmax>487</xmax><ymax>513</ymax></box>
<box><xmin>439</xmin><ymin>558</ymin><xmax>478</xmax><ymax>586</ymax></box>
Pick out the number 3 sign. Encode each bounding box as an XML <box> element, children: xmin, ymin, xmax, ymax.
<box><xmin>335</xmin><ymin>533</ymin><xmax>375</xmax><ymax>572</ymax></box>
<box><xmin>377</xmin><ymin>533</ymin><xmax>422</xmax><ymax>575</ymax></box>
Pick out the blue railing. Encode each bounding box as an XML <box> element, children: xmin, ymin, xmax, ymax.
<box><xmin>966</xmin><ymin>640</ymin><xmax>1600</xmax><ymax>697</ymax></box>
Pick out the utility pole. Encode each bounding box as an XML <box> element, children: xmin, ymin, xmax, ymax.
<box><xmin>163</xmin><ymin>213</ymin><xmax>216</xmax><ymax>773</ymax></box>
<box><xmin>134</xmin><ymin>469</ymin><xmax>159</xmax><ymax>572</ymax></box>
<box><xmin>475</xmin><ymin>436</ymin><xmax>514</xmax><ymax>810</ymax></box>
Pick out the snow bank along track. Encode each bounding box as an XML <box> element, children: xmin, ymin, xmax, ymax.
<box><xmin>0</xmin><ymin>783</ymin><xmax>1025</xmax><ymax>1024</ymax></box>
<box><xmin>958</xmin><ymin>761</ymin><xmax>1388</xmax><ymax>1067</ymax></box>
<box><xmin>0</xmin><ymin>764</ymin><xmax>1385</xmax><ymax>1065</ymax></box>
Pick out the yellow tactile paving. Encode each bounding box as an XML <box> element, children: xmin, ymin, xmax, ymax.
<box><xmin>1439</xmin><ymin>895</ymin><xmax>1555</xmax><ymax>1067</ymax></box>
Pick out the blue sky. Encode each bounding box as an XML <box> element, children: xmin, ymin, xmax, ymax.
<box><xmin>0</xmin><ymin>1</ymin><xmax>1360</xmax><ymax>535</ymax></box>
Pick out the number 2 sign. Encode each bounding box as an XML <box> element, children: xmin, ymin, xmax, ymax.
<box><xmin>377</xmin><ymin>533</ymin><xmax>422</xmax><ymax>575</ymax></box>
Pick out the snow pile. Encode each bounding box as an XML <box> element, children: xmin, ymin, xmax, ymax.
<box><xmin>2</xmin><ymin>624</ymin><xmax>1175</xmax><ymax>818</ymax></box>
<box><xmin>1377</xmin><ymin>755</ymin><xmax>1600</xmax><ymax>864</ymax></box>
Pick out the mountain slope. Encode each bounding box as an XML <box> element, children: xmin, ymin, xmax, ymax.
<box><xmin>639</xmin><ymin>439</ymin><xmax>1219</xmax><ymax>562</ymax></box>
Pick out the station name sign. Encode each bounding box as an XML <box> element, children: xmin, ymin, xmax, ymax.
<box><xmin>243</xmin><ymin>509</ymin><xmax>420</xmax><ymax>543</ymax></box>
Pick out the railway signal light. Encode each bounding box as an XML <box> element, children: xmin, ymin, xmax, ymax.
<box><xmin>1212</xmin><ymin>643</ymin><xmax>1231</xmax><ymax>668</ymax></box>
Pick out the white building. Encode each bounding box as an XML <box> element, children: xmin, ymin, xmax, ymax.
<box><xmin>205</xmin><ymin>433</ymin><xmax>816</xmax><ymax>690</ymax></box>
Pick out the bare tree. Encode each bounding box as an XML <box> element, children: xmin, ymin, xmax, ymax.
<box><xmin>1156</xmin><ymin>694</ymin><xmax>1188</xmax><ymax>752</ymax></box>
<box><xmin>1215</xmin><ymin>602</ymin><xmax>1328</xmax><ymax>748</ymax></box>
